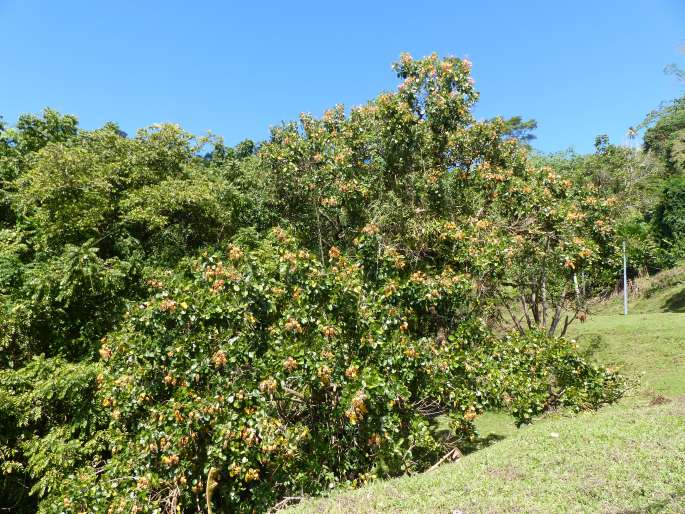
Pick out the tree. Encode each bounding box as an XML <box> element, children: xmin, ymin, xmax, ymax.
<box><xmin>642</xmin><ymin>99</ymin><xmax>685</xmax><ymax>176</ymax></box>
<box><xmin>499</xmin><ymin>115</ymin><xmax>538</xmax><ymax>148</ymax></box>
<box><xmin>653</xmin><ymin>175</ymin><xmax>685</xmax><ymax>254</ymax></box>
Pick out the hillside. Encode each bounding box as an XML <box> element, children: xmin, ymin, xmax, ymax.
<box><xmin>286</xmin><ymin>269</ymin><xmax>685</xmax><ymax>513</ymax></box>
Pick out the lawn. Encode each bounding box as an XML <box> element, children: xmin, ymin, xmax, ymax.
<box><xmin>286</xmin><ymin>273</ymin><xmax>685</xmax><ymax>513</ymax></box>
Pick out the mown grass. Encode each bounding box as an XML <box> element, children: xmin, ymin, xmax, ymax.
<box><xmin>286</xmin><ymin>270</ymin><xmax>685</xmax><ymax>513</ymax></box>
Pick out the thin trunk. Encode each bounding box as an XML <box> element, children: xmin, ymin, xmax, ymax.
<box><xmin>531</xmin><ymin>288</ymin><xmax>540</xmax><ymax>325</ymax></box>
<box><xmin>541</xmin><ymin>274</ymin><xmax>548</xmax><ymax>329</ymax></box>
<box><xmin>548</xmin><ymin>302</ymin><xmax>563</xmax><ymax>336</ymax></box>
<box><xmin>520</xmin><ymin>295</ymin><xmax>533</xmax><ymax>329</ymax></box>
<box><xmin>506</xmin><ymin>303</ymin><xmax>525</xmax><ymax>335</ymax></box>
<box><xmin>560</xmin><ymin>311</ymin><xmax>578</xmax><ymax>337</ymax></box>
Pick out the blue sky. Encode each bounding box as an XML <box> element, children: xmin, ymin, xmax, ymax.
<box><xmin>1</xmin><ymin>0</ymin><xmax>683</xmax><ymax>153</ymax></box>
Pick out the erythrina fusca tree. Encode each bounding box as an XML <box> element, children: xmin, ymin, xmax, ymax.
<box><xmin>258</xmin><ymin>53</ymin><xmax>619</xmax><ymax>334</ymax></box>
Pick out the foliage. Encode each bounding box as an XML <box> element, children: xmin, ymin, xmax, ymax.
<box><xmin>40</xmin><ymin>234</ymin><xmax>621</xmax><ymax>512</ymax></box>
<box><xmin>532</xmin><ymin>137</ymin><xmax>674</xmax><ymax>279</ymax></box>
<box><xmin>0</xmin><ymin>55</ymin><xmax>627</xmax><ymax>512</ymax></box>
<box><xmin>0</xmin><ymin>356</ymin><xmax>105</xmax><ymax>512</ymax></box>
<box><xmin>652</xmin><ymin>175</ymin><xmax>685</xmax><ymax>255</ymax></box>
<box><xmin>498</xmin><ymin>116</ymin><xmax>538</xmax><ymax>148</ymax></box>
<box><xmin>642</xmin><ymin>97</ymin><xmax>685</xmax><ymax>176</ymax></box>
<box><xmin>616</xmin><ymin>217</ymin><xmax>675</xmax><ymax>274</ymax></box>
<box><xmin>499</xmin><ymin>164</ymin><xmax>620</xmax><ymax>336</ymax></box>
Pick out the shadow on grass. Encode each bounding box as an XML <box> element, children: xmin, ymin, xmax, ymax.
<box><xmin>577</xmin><ymin>333</ymin><xmax>607</xmax><ymax>360</ymax></box>
<box><xmin>461</xmin><ymin>433</ymin><xmax>507</xmax><ymax>455</ymax></box>
<box><xmin>619</xmin><ymin>486</ymin><xmax>685</xmax><ymax>513</ymax></box>
<box><xmin>662</xmin><ymin>287</ymin><xmax>685</xmax><ymax>312</ymax></box>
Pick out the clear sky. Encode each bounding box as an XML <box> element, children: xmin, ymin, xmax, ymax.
<box><xmin>1</xmin><ymin>0</ymin><xmax>683</xmax><ymax>154</ymax></box>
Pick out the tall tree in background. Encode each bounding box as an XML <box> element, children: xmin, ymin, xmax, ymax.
<box><xmin>499</xmin><ymin>116</ymin><xmax>538</xmax><ymax>149</ymax></box>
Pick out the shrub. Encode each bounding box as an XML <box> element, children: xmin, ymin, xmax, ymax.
<box><xmin>37</xmin><ymin>233</ymin><xmax>623</xmax><ymax>512</ymax></box>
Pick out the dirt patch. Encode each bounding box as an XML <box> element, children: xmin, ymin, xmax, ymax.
<box><xmin>671</xmin><ymin>395</ymin><xmax>685</xmax><ymax>415</ymax></box>
<box><xmin>649</xmin><ymin>394</ymin><xmax>672</xmax><ymax>406</ymax></box>
<box><xmin>489</xmin><ymin>465</ymin><xmax>526</xmax><ymax>481</ymax></box>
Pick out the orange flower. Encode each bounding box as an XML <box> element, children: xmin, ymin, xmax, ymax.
<box><xmin>98</xmin><ymin>345</ymin><xmax>112</xmax><ymax>361</ymax></box>
<box><xmin>368</xmin><ymin>433</ymin><xmax>382</xmax><ymax>446</ymax></box>
<box><xmin>228</xmin><ymin>463</ymin><xmax>241</xmax><ymax>477</ymax></box>
<box><xmin>136</xmin><ymin>476</ymin><xmax>150</xmax><ymax>490</ymax></box>
<box><xmin>410</xmin><ymin>271</ymin><xmax>426</xmax><ymax>283</ymax></box>
<box><xmin>345</xmin><ymin>365</ymin><xmax>359</xmax><ymax>379</ymax></box>
<box><xmin>228</xmin><ymin>245</ymin><xmax>244</xmax><ymax>261</ymax></box>
<box><xmin>259</xmin><ymin>378</ymin><xmax>278</xmax><ymax>394</ymax></box>
<box><xmin>146</xmin><ymin>279</ymin><xmax>164</xmax><ymax>289</ymax></box>
<box><xmin>241</xmin><ymin>427</ymin><xmax>258</xmax><ymax>446</ymax></box>
<box><xmin>317</xmin><ymin>365</ymin><xmax>331</xmax><ymax>385</ymax></box>
<box><xmin>210</xmin><ymin>279</ymin><xmax>225</xmax><ymax>293</ymax></box>
<box><xmin>328</xmin><ymin>246</ymin><xmax>341</xmax><ymax>259</ymax></box>
<box><xmin>384</xmin><ymin>282</ymin><xmax>398</xmax><ymax>296</ymax></box>
<box><xmin>346</xmin><ymin>390</ymin><xmax>369</xmax><ymax>424</ymax></box>
<box><xmin>403</xmin><ymin>348</ymin><xmax>418</xmax><ymax>359</ymax></box>
<box><xmin>284</xmin><ymin>318</ymin><xmax>303</xmax><ymax>334</ymax></box>
<box><xmin>244</xmin><ymin>468</ymin><xmax>260</xmax><ymax>482</ymax></box>
<box><xmin>159</xmin><ymin>299</ymin><xmax>177</xmax><ymax>312</ymax></box>
<box><xmin>283</xmin><ymin>356</ymin><xmax>298</xmax><ymax>372</ymax></box>
<box><xmin>361</xmin><ymin>223</ymin><xmax>380</xmax><ymax>236</ymax></box>
<box><xmin>161</xmin><ymin>454</ymin><xmax>179</xmax><ymax>467</ymax></box>
<box><xmin>212</xmin><ymin>350</ymin><xmax>228</xmax><ymax>368</ymax></box>
<box><xmin>272</xmin><ymin>227</ymin><xmax>288</xmax><ymax>242</ymax></box>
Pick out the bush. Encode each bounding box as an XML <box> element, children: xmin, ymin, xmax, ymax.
<box><xmin>36</xmin><ymin>233</ymin><xmax>623</xmax><ymax>512</ymax></box>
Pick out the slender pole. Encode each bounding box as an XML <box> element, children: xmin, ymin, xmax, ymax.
<box><xmin>623</xmin><ymin>240</ymin><xmax>628</xmax><ymax>316</ymax></box>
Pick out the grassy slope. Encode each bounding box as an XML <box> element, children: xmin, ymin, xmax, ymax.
<box><xmin>287</xmin><ymin>270</ymin><xmax>685</xmax><ymax>513</ymax></box>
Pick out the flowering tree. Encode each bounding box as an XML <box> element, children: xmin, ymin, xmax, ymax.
<box><xmin>259</xmin><ymin>53</ymin><xmax>620</xmax><ymax>337</ymax></box>
<box><xmin>499</xmin><ymin>169</ymin><xmax>620</xmax><ymax>336</ymax></box>
<box><xmin>44</xmin><ymin>232</ymin><xmax>620</xmax><ymax>512</ymax></box>
<box><xmin>0</xmin><ymin>55</ymin><xmax>624</xmax><ymax>513</ymax></box>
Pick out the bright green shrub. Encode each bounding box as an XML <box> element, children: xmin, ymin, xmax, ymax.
<box><xmin>0</xmin><ymin>356</ymin><xmax>107</xmax><ymax>512</ymax></box>
<box><xmin>1</xmin><ymin>243</ymin><xmax>141</xmax><ymax>366</ymax></box>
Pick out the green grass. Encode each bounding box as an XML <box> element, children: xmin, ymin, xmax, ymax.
<box><xmin>286</xmin><ymin>271</ymin><xmax>685</xmax><ymax>513</ymax></box>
